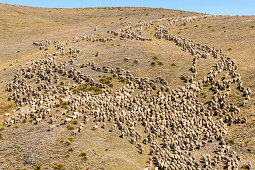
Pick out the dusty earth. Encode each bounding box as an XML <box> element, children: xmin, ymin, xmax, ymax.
<box><xmin>0</xmin><ymin>3</ymin><xmax>254</xmax><ymax>170</ymax></box>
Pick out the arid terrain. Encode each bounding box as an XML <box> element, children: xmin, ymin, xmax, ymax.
<box><xmin>0</xmin><ymin>3</ymin><xmax>254</xmax><ymax>170</ymax></box>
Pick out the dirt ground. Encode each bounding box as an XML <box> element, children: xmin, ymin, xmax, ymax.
<box><xmin>0</xmin><ymin>3</ymin><xmax>254</xmax><ymax>169</ymax></box>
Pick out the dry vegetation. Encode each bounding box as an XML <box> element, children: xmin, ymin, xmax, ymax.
<box><xmin>0</xmin><ymin>3</ymin><xmax>254</xmax><ymax>169</ymax></box>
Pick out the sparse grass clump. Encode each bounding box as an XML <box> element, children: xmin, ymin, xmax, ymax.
<box><xmin>71</xmin><ymin>120</ymin><xmax>78</xmax><ymax>125</ymax></box>
<box><xmin>171</xmin><ymin>63</ymin><xmax>176</xmax><ymax>67</ymax></box>
<box><xmin>79</xmin><ymin>152</ymin><xmax>87</xmax><ymax>157</ymax></box>
<box><xmin>82</xmin><ymin>156</ymin><xmax>88</xmax><ymax>160</ymax></box>
<box><xmin>0</xmin><ymin>133</ymin><xmax>2</xmax><ymax>139</ymax></box>
<box><xmin>157</xmin><ymin>61</ymin><xmax>163</xmax><ymax>65</ymax></box>
<box><xmin>152</xmin><ymin>56</ymin><xmax>158</xmax><ymax>60</ymax></box>
<box><xmin>64</xmin><ymin>141</ymin><xmax>71</xmax><ymax>146</ymax></box>
<box><xmin>60</xmin><ymin>102</ymin><xmax>68</xmax><ymax>109</ymax></box>
<box><xmin>55</xmin><ymin>104</ymin><xmax>60</xmax><ymax>108</ymax></box>
<box><xmin>65</xmin><ymin>154</ymin><xmax>70</xmax><ymax>158</ymax></box>
<box><xmin>53</xmin><ymin>163</ymin><xmax>64</xmax><ymax>169</ymax></box>
<box><xmin>200</xmin><ymin>92</ymin><xmax>208</xmax><ymax>98</ymax></box>
<box><xmin>241</xmin><ymin>164</ymin><xmax>250</xmax><ymax>169</ymax></box>
<box><xmin>34</xmin><ymin>165</ymin><xmax>41</xmax><ymax>170</ymax></box>
<box><xmin>228</xmin><ymin>139</ymin><xmax>234</xmax><ymax>144</ymax></box>
<box><xmin>204</xmin><ymin>100</ymin><xmax>211</xmax><ymax>104</ymax></box>
<box><xmin>21</xmin><ymin>119</ymin><xmax>27</xmax><ymax>123</ymax></box>
<box><xmin>203</xmin><ymin>83</ymin><xmax>210</xmax><ymax>87</ymax></box>
<box><xmin>67</xmin><ymin>125</ymin><xmax>74</xmax><ymax>130</ymax></box>
<box><xmin>99</xmin><ymin>76</ymin><xmax>113</xmax><ymax>87</ymax></box>
<box><xmin>72</xmin><ymin>82</ymin><xmax>103</xmax><ymax>95</ymax></box>
<box><xmin>119</xmin><ymin>79</ymin><xmax>125</xmax><ymax>83</ymax></box>
<box><xmin>79</xmin><ymin>152</ymin><xmax>89</xmax><ymax>160</ymax></box>
<box><xmin>67</xmin><ymin>137</ymin><xmax>73</xmax><ymax>142</ymax></box>
<box><xmin>228</xmin><ymin>48</ymin><xmax>232</xmax><ymax>51</ymax></box>
<box><xmin>0</xmin><ymin>126</ymin><xmax>4</xmax><ymax>131</ymax></box>
<box><xmin>68</xmin><ymin>148</ymin><xmax>73</xmax><ymax>152</ymax></box>
<box><xmin>151</xmin><ymin>93</ymin><xmax>158</xmax><ymax>97</ymax></box>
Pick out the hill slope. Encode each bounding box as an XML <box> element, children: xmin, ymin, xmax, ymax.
<box><xmin>0</xmin><ymin>3</ymin><xmax>254</xmax><ymax>169</ymax></box>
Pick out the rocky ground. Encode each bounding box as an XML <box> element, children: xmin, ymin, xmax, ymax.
<box><xmin>0</xmin><ymin>3</ymin><xmax>254</xmax><ymax>170</ymax></box>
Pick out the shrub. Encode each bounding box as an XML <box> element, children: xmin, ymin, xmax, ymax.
<box><xmin>119</xmin><ymin>79</ymin><xmax>125</xmax><ymax>83</ymax></box>
<box><xmin>48</xmin><ymin>114</ymin><xmax>53</xmax><ymax>117</ymax></box>
<box><xmin>34</xmin><ymin>165</ymin><xmax>41</xmax><ymax>170</ymax></box>
<box><xmin>79</xmin><ymin>152</ymin><xmax>87</xmax><ymax>157</ymax></box>
<box><xmin>203</xmin><ymin>83</ymin><xmax>210</xmax><ymax>87</ymax></box>
<box><xmin>65</xmin><ymin>154</ymin><xmax>70</xmax><ymax>158</ymax></box>
<box><xmin>61</xmin><ymin>102</ymin><xmax>68</xmax><ymax>106</ymax></box>
<box><xmin>228</xmin><ymin>48</ymin><xmax>232</xmax><ymax>51</ymax></box>
<box><xmin>228</xmin><ymin>139</ymin><xmax>234</xmax><ymax>144</ymax></box>
<box><xmin>201</xmin><ymin>92</ymin><xmax>208</xmax><ymax>98</ymax></box>
<box><xmin>53</xmin><ymin>163</ymin><xmax>64</xmax><ymax>169</ymax></box>
<box><xmin>107</xmin><ymin>83</ymin><xmax>113</xmax><ymax>88</ymax></box>
<box><xmin>14</xmin><ymin>125</ymin><xmax>18</xmax><ymax>129</ymax></box>
<box><xmin>65</xmin><ymin>141</ymin><xmax>71</xmax><ymax>146</ymax></box>
<box><xmin>152</xmin><ymin>56</ymin><xmax>158</xmax><ymax>60</ymax></box>
<box><xmin>61</xmin><ymin>102</ymin><xmax>68</xmax><ymax>109</ymax></box>
<box><xmin>67</xmin><ymin>137</ymin><xmax>74</xmax><ymax>142</ymax></box>
<box><xmin>171</xmin><ymin>63</ymin><xmax>176</xmax><ymax>67</ymax></box>
<box><xmin>55</xmin><ymin>104</ymin><xmax>60</xmax><ymax>107</ymax></box>
<box><xmin>67</xmin><ymin>125</ymin><xmax>74</xmax><ymax>130</ymax></box>
<box><xmin>22</xmin><ymin>119</ymin><xmax>27</xmax><ymax>123</ymax></box>
<box><xmin>82</xmin><ymin>156</ymin><xmax>88</xmax><ymax>160</ymax></box>
<box><xmin>71</xmin><ymin>120</ymin><xmax>78</xmax><ymax>125</ymax></box>
<box><xmin>241</xmin><ymin>164</ymin><xmax>250</xmax><ymax>169</ymax></box>
<box><xmin>157</xmin><ymin>61</ymin><xmax>163</xmax><ymax>65</ymax></box>
<box><xmin>0</xmin><ymin>126</ymin><xmax>4</xmax><ymax>131</ymax></box>
<box><xmin>0</xmin><ymin>133</ymin><xmax>2</xmax><ymax>139</ymax></box>
<box><xmin>204</xmin><ymin>100</ymin><xmax>211</xmax><ymax>104</ymax></box>
<box><xmin>151</xmin><ymin>93</ymin><xmax>158</xmax><ymax>97</ymax></box>
<box><xmin>250</xmin><ymin>26</ymin><xmax>254</xmax><ymax>28</ymax></box>
<box><xmin>68</xmin><ymin>148</ymin><xmax>73</xmax><ymax>152</ymax></box>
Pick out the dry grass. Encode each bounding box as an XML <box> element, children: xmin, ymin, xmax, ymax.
<box><xmin>0</xmin><ymin>3</ymin><xmax>254</xmax><ymax>169</ymax></box>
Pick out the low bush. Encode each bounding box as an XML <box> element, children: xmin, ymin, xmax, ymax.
<box><xmin>53</xmin><ymin>163</ymin><xmax>64</xmax><ymax>169</ymax></box>
<box><xmin>171</xmin><ymin>63</ymin><xmax>176</xmax><ymax>67</ymax></box>
<box><xmin>67</xmin><ymin>125</ymin><xmax>74</xmax><ymax>130</ymax></box>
